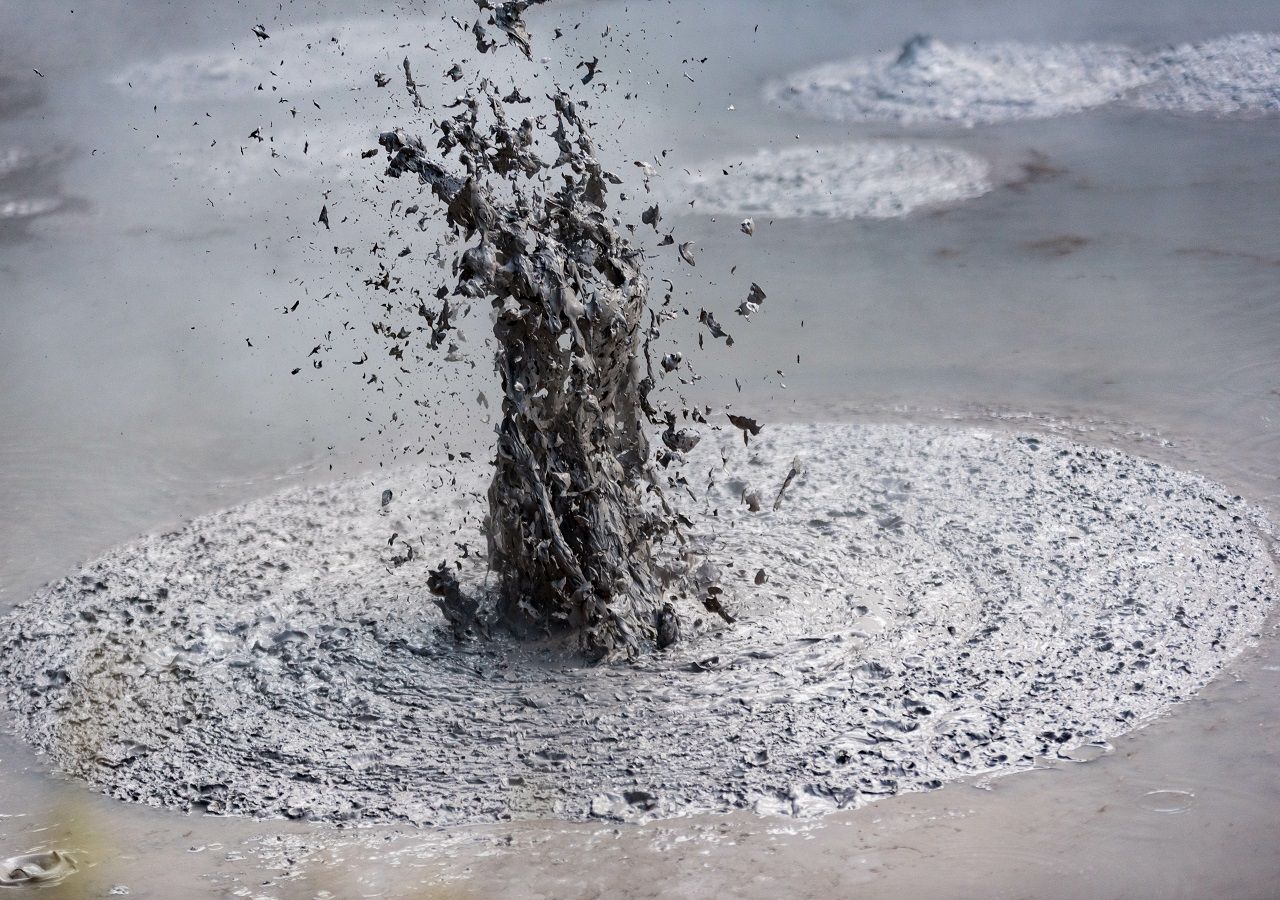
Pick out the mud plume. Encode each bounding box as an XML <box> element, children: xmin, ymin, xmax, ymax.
<box><xmin>380</xmin><ymin>6</ymin><xmax>677</xmax><ymax>658</ymax></box>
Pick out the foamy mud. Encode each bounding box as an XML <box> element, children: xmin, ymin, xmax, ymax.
<box><xmin>1132</xmin><ymin>33</ymin><xmax>1280</xmax><ymax>116</ymax></box>
<box><xmin>767</xmin><ymin>36</ymin><xmax>1149</xmax><ymax>127</ymax></box>
<box><xmin>678</xmin><ymin>143</ymin><xmax>991</xmax><ymax>219</ymax></box>
<box><xmin>769</xmin><ymin>33</ymin><xmax>1280</xmax><ymax>126</ymax></box>
<box><xmin>0</xmin><ymin>424</ymin><xmax>1273</xmax><ymax>825</ymax></box>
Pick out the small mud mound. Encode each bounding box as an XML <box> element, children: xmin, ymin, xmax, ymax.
<box><xmin>0</xmin><ymin>424</ymin><xmax>1273</xmax><ymax>825</ymax></box>
<box><xmin>0</xmin><ymin>850</ymin><xmax>77</xmax><ymax>887</ymax></box>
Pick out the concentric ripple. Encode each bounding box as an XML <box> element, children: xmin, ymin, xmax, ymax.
<box><xmin>0</xmin><ymin>424</ymin><xmax>1273</xmax><ymax>825</ymax></box>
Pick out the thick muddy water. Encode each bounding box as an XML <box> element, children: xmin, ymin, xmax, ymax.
<box><xmin>2</xmin><ymin>0</ymin><xmax>1279</xmax><ymax>896</ymax></box>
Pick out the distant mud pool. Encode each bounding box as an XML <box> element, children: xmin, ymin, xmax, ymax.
<box><xmin>0</xmin><ymin>424</ymin><xmax>1273</xmax><ymax>826</ymax></box>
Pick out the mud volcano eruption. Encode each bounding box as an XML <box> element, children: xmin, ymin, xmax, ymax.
<box><xmin>0</xmin><ymin>1</ymin><xmax>1276</xmax><ymax>828</ymax></box>
<box><xmin>379</xmin><ymin>97</ymin><xmax>671</xmax><ymax>659</ymax></box>
<box><xmin>363</xmin><ymin>0</ymin><xmax>715</xmax><ymax>662</ymax></box>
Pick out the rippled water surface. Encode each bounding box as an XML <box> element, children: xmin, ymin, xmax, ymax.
<box><xmin>1</xmin><ymin>0</ymin><xmax>1277</xmax><ymax>896</ymax></box>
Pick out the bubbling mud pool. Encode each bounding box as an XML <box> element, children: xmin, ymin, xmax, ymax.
<box><xmin>0</xmin><ymin>423</ymin><xmax>1273</xmax><ymax>826</ymax></box>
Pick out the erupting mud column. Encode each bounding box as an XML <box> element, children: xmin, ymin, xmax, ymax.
<box><xmin>381</xmin><ymin>88</ymin><xmax>672</xmax><ymax>659</ymax></box>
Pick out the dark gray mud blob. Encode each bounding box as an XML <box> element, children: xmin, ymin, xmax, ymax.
<box><xmin>1</xmin><ymin>425</ymin><xmax>1273</xmax><ymax>825</ymax></box>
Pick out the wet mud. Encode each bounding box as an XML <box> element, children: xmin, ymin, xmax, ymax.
<box><xmin>0</xmin><ymin>849</ymin><xmax>77</xmax><ymax>887</ymax></box>
<box><xmin>1</xmin><ymin>424</ymin><xmax>1272</xmax><ymax>826</ymax></box>
<box><xmin>768</xmin><ymin>32</ymin><xmax>1280</xmax><ymax>126</ymax></box>
<box><xmin>675</xmin><ymin>143</ymin><xmax>991</xmax><ymax>220</ymax></box>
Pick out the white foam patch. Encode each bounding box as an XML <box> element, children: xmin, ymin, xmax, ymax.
<box><xmin>1</xmin><ymin>424</ymin><xmax>1273</xmax><ymax>826</ymax></box>
<box><xmin>769</xmin><ymin>33</ymin><xmax>1280</xmax><ymax>125</ymax></box>
<box><xmin>1134</xmin><ymin>33</ymin><xmax>1280</xmax><ymax>116</ymax></box>
<box><xmin>678</xmin><ymin>143</ymin><xmax>991</xmax><ymax>219</ymax></box>
<box><xmin>767</xmin><ymin>36</ymin><xmax>1148</xmax><ymax>126</ymax></box>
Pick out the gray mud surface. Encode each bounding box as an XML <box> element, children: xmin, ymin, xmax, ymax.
<box><xmin>0</xmin><ymin>423</ymin><xmax>1273</xmax><ymax>826</ymax></box>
